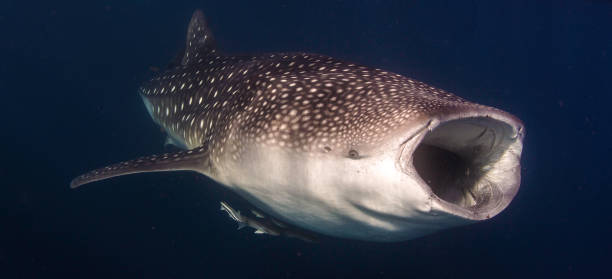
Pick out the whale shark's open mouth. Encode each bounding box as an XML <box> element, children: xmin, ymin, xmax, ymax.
<box><xmin>410</xmin><ymin>116</ymin><xmax>523</xmax><ymax>219</ymax></box>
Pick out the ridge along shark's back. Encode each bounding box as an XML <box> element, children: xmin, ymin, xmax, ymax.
<box><xmin>71</xmin><ymin>10</ymin><xmax>525</xmax><ymax>242</ymax></box>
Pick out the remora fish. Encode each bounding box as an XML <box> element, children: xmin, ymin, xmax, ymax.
<box><xmin>220</xmin><ymin>201</ymin><xmax>318</xmax><ymax>242</ymax></box>
<box><xmin>220</xmin><ymin>201</ymin><xmax>278</xmax><ymax>234</ymax></box>
<box><xmin>71</xmin><ymin>10</ymin><xmax>525</xmax><ymax>241</ymax></box>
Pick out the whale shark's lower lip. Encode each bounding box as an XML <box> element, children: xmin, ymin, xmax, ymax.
<box><xmin>401</xmin><ymin>111</ymin><xmax>524</xmax><ymax>220</ymax></box>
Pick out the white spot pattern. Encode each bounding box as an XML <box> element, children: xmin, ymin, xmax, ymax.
<box><xmin>140</xmin><ymin>51</ymin><xmax>480</xmax><ymax>163</ymax></box>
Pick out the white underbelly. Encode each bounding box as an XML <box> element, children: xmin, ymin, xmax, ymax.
<box><xmin>215</xmin><ymin>145</ymin><xmax>442</xmax><ymax>241</ymax></box>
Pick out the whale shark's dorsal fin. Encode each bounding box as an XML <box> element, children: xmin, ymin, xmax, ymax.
<box><xmin>181</xmin><ymin>10</ymin><xmax>216</xmax><ymax>66</ymax></box>
<box><xmin>70</xmin><ymin>146</ymin><xmax>211</xmax><ymax>189</ymax></box>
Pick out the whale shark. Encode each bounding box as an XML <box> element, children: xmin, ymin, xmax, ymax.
<box><xmin>71</xmin><ymin>10</ymin><xmax>525</xmax><ymax>241</ymax></box>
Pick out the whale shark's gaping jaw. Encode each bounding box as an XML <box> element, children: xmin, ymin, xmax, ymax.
<box><xmin>402</xmin><ymin>111</ymin><xmax>523</xmax><ymax>223</ymax></box>
<box><xmin>70</xmin><ymin>10</ymin><xmax>525</xmax><ymax>242</ymax></box>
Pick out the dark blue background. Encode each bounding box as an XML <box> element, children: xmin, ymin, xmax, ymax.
<box><xmin>1</xmin><ymin>0</ymin><xmax>610</xmax><ymax>278</ymax></box>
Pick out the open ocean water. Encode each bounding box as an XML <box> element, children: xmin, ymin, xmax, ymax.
<box><xmin>1</xmin><ymin>0</ymin><xmax>610</xmax><ymax>278</ymax></box>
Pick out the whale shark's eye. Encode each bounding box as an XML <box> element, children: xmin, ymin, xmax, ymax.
<box><xmin>348</xmin><ymin>149</ymin><xmax>360</xmax><ymax>159</ymax></box>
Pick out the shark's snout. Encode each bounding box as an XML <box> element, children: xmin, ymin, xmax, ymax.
<box><xmin>401</xmin><ymin>111</ymin><xmax>524</xmax><ymax>220</ymax></box>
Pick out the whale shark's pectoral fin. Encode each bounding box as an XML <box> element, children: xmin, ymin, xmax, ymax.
<box><xmin>70</xmin><ymin>146</ymin><xmax>211</xmax><ymax>189</ymax></box>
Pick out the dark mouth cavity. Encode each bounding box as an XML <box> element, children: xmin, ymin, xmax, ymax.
<box><xmin>412</xmin><ymin>117</ymin><xmax>514</xmax><ymax>212</ymax></box>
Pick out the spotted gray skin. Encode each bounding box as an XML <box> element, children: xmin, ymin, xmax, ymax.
<box><xmin>72</xmin><ymin>10</ymin><xmax>525</xmax><ymax>241</ymax></box>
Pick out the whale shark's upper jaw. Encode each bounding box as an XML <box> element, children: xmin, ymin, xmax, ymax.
<box><xmin>399</xmin><ymin>108</ymin><xmax>524</xmax><ymax>221</ymax></box>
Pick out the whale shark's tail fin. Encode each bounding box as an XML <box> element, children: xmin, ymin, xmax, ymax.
<box><xmin>70</xmin><ymin>146</ymin><xmax>211</xmax><ymax>189</ymax></box>
<box><xmin>181</xmin><ymin>10</ymin><xmax>216</xmax><ymax>66</ymax></box>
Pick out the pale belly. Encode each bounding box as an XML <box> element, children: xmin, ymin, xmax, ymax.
<box><xmin>213</xmin><ymin>145</ymin><xmax>454</xmax><ymax>241</ymax></box>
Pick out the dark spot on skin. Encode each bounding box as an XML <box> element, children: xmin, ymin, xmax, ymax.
<box><xmin>323</xmin><ymin>146</ymin><xmax>332</xmax><ymax>152</ymax></box>
<box><xmin>348</xmin><ymin>149</ymin><xmax>359</xmax><ymax>159</ymax></box>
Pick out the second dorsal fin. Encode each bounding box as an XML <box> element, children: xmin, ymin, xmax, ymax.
<box><xmin>181</xmin><ymin>10</ymin><xmax>216</xmax><ymax>66</ymax></box>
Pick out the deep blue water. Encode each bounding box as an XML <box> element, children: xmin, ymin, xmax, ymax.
<box><xmin>1</xmin><ymin>0</ymin><xmax>610</xmax><ymax>278</ymax></box>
